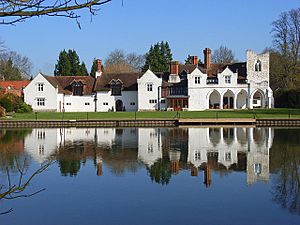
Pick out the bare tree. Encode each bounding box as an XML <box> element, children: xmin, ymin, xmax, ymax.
<box><xmin>211</xmin><ymin>45</ymin><xmax>235</xmax><ymax>64</ymax></box>
<box><xmin>0</xmin><ymin>0</ymin><xmax>112</xmax><ymax>25</ymax></box>
<box><xmin>271</xmin><ymin>8</ymin><xmax>300</xmax><ymax>91</ymax></box>
<box><xmin>105</xmin><ymin>49</ymin><xmax>144</xmax><ymax>73</ymax></box>
<box><xmin>0</xmin><ymin>51</ymin><xmax>33</xmax><ymax>78</ymax></box>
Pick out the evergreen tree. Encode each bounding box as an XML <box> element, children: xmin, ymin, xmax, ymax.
<box><xmin>54</xmin><ymin>49</ymin><xmax>88</xmax><ymax>76</ymax></box>
<box><xmin>143</xmin><ymin>41</ymin><xmax>173</xmax><ymax>72</ymax></box>
<box><xmin>90</xmin><ymin>58</ymin><xmax>98</xmax><ymax>77</ymax></box>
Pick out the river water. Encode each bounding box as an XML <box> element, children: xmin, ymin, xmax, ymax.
<box><xmin>0</xmin><ymin>127</ymin><xmax>299</xmax><ymax>225</ymax></box>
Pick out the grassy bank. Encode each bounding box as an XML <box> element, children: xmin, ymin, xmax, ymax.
<box><xmin>2</xmin><ymin>108</ymin><xmax>300</xmax><ymax>120</ymax></box>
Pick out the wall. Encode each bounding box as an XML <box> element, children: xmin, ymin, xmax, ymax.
<box><xmin>24</xmin><ymin>73</ymin><xmax>58</xmax><ymax>111</ymax></box>
<box><xmin>96</xmin><ymin>91</ymin><xmax>138</xmax><ymax>112</ymax></box>
<box><xmin>63</xmin><ymin>95</ymin><xmax>95</xmax><ymax>112</ymax></box>
<box><xmin>137</xmin><ymin>70</ymin><xmax>163</xmax><ymax>111</ymax></box>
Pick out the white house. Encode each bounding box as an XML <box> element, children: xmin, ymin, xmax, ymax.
<box><xmin>24</xmin><ymin>73</ymin><xmax>96</xmax><ymax>112</ymax></box>
<box><xmin>24</xmin><ymin>48</ymin><xmax>273</xmax><ymax>112</ymax></box>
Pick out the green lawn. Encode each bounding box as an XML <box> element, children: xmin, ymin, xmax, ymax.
<box><xmin>3</xmin><ymin>108</ymin><xmax>300</xmax><ymax>120</ymax></box>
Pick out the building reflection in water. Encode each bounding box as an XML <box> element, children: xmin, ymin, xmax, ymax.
<box><xmin>23</xmin><ymin>127</ymin><xmax>273</xmax><ymax>186</ymax></box>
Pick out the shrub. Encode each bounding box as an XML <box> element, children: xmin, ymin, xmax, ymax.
<box><xmin>275</xmin><ymin>89</ymin><xmax>300</xmax><ymax>108</ymax></box>
<box><xmin>15</xmin><ymin>101</ymin><xmax>32</xmax><ymax>113</ymax></box>
<box><xmin>0</xmin><ymin>93</ymin><xmax>32</xmax><ymax>113</ymax></box>
<box><xmin>0</xmin><ymin>105</ymin><xmax>5</xmax><ymax>117</ymax></box>
<box><xmin>0</xmin><ymin>97</ymin><xmax>14</xmax><ymax>112</ymax></box>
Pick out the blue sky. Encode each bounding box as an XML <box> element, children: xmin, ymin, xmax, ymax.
<box><xmin>1</xmin><ymin>0</ymin><xmax>299</xmax><ymax>75</ymax></box>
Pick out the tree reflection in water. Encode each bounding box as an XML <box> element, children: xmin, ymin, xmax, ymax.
<box><xmin>0</xmin><ymin>158</ymin><xmax>54</xmax><ymax>215</ymax></box>
<box><xmin>270</xmin><ymin>129</ymin><xmax>300</xmax><ymax>215</ymax></box>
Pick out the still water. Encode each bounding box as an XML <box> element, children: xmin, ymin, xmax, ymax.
<box><xmin>0</xmin><ymin>127</ymin><xmax>299</xmax><ymax>225</ymax></box>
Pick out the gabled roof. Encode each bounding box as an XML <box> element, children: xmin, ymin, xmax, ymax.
<box><xmin>94</xmin><ymin>72</ymin><xmax>143</xmax><ymax>91</ymax></box>
<box><xmin>43</xmin><ymin>75</ymin><xmax>95</xmax><ymax>95</ymax></box>
<box><xmin>0</xmin><ymin>80</ymin><xmax>30</xmax><ymax>90</ymax></box>
<box><xmin>198</xmin><ymin>62</ymin><xmax>247</xmax><ymax>78</ymax></box>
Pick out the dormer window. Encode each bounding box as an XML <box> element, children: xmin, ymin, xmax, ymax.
<box><xmin>255</xmin><ymin>60</ymin><xmax>262</xmax><ymax>72</ymax></box>
<box><xmin>195</xmin><ymin>76</ymin><xmax>201</xmax><ymax>84</ymax></box>
<box><xmin>225</xmin><ymin>75</ymin><xmax>231</xmax><ymax>84</ymax></box>
<box><xmin>111</xmin><ymin>80</ymin><xmax>122</xmax><ymax>96</ymax></box>
<box><xmin>72</xmin><ymin>81</ymin><xmax>83</xmax><ymax>96</ymax></box>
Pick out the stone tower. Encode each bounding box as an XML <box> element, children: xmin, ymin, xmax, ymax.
<box><xmin>246</xmin><ymin>50</ymin><xmax>270</xmax><ymax>89</ymax></box>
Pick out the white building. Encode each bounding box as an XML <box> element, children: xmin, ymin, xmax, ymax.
<box><xmin>24</xmin><ymin>48</ymin><xmax>273</xmax><ymax>112</ymax></box>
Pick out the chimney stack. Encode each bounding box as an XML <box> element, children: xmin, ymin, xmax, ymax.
<box><xmin>95</xmin><ymin>59</ymin><xmax>102</xmax><ymax>78</ymax></box>
<box><xmin>203</xmin><ymin>48</ymin><xmax>211</xmax><ymax>69</ymax></box>
<box><xmin>170</xmin><ymin>61</ymin><xmax>179</xmax><ymax>75</ymax></box>
<box><xmin>191</xmin><ymin>56</ymin><xmax>198</xmax><ymax>65</ymax></box>
<box><xmin>96</xmin><ymin>59</ymin><xmax>102</xmax><ymax>72</ymax></box>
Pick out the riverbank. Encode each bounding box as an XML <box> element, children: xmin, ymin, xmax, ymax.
<box><xmin>2</xmin><ymin>108</ymin><xmax>300</xmax><ymax>120</ymax></box>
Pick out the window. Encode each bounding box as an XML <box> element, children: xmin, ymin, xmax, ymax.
<box><xmin>103</xmin><ymin>102</ymin><xmax>108</xmax><ymax>106</ymax></box>
<box><xmin>254</xmin><ymin>163</ymin><xmax>262</xmax><ymax>175</ymax></box>
<box><xmin>37</xmin><ymin>98</ymin><xmax>45</xmax><ymax>106</ymax></box>
<box><xmin>255</xmin><ymin>60</ymin><xmax>262</xmax><ymax>72</ymax></box>
<box><xmin>37</xmin><ymin>130</ymin><xmax>45</xmax><ymax>139</ymax></box>
<box><xmin>37</xmin><ymin>83</ymin><xmax>44</xmax><ymax>91</ymax></box>
<box><xmin>39</xmin><ymin>144</ymin><xmax>44</xmax><ymax>155</ymax></box>
<box><xmin>130</xmin><ymin>102</ymin><xmax>135</xmax><ymax>106</ymax></box>
<box><xmin>161</xmin><ymin>99</ymin><xmax>166</xmax><ymax>104</ymax></box>
<box><xmin>147</xmin><ymin>83</ymin><xmax>153</xmax><ymax>91</ymax></box>
<box><xmin>66</xmin><ymin>103</ymin><xmax>71</xmax><ymax>106</ymax></box>
<box><xmin>111</xmin><ymin>80</ymin><xmax>122</xmax><ymax>96</ymax></box>
<box><xmin>72</xmin><ymin>81</ymin><xmax>83</xmax><ymax>96</ymax></box>
<box><xmin>148</xmin><ymin>143</ymin><xmax>153</xmax><ymax>153</ymax></box>
<box><xmin>149</xmin><ymin>99</ymin><xmax>157</xmax><ymax>104</ymax></box>
<box><xmin>194</xmin><ymin>76</ymin><xmax>201</xmax><ymax>84</ymax></box>
<box><xmin>225</xmin><ymin>75</ymin><xmax>231</xmax><ymax>84</ymax></box>
<box><xmin>85</xmin><ymin>102</ymin><xmax>90</xmax><ymax>106</ymax></box>
<box><xmin>225</xmin><ymin>152</ymin><xmax>231</xmax><ymax>161</ymax></box>
<box><xmin>195</xmin><ymin>151</ymin><xmax>201</xmax><ymax>161</ymax></box>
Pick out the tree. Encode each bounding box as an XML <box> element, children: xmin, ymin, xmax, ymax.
<box><xmin>271</xmin><ymin>8</ymin><xmax>300</xmax><ymax>92</ymax></box>
<box><xmin>0</xmin><ymin>51</ymin><xmax>32</xmax><ymax>78</ymax></box>
<box><xmin>211</xmin><ymin>45</ymin><xmax>235</xmax><ymax>63</ymax></box>
<box><xmin>0</xmin><ymin>59</ymin><xmax>22</xmax><ymax>80</ymax></box>
<box><xmin>0</xmin><ymin>0</ymin><xmax>112</xmax><ymax>25</ymax></box>
<box><xmin>104</xmin><ymin>49</ymin><xmax>145</xmax><ymax>73</ymax></box>
<box><xmin>143</xmin><ymin>41</ymin><xmax>173</xmax><ymax>72</ymax></box>
<box><xmin>54</xmin><ymin>49</ymin><xmax>88</xmax><ymax>76</ymax></box>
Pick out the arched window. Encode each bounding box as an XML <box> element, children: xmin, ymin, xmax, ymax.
<box><xmin>255</xmin><ymin>60</ymin><xmax>262</xmax><ymax>72</ymax></box>
<box><xmin>110</xmin><ymin>80</ymin><xmax>122</xmax><ymax>96</ymax></box>
<box><xmin>72</xmin><ymin>81</ymin><xmax>83</xmax><ymax>96</ymax></box>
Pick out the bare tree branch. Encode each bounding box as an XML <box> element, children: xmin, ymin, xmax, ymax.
<box><xmin>0</xmin><ymin>0</ymin><xmax>112</xmax><ymax>25</ymax></box>
<box><xmin>0</xmin><ymin>158</ymin><xmax>55</xmax><ymax>215</ymax></box>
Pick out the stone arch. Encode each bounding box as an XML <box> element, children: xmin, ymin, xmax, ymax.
<box><xmin>208</xmin><ymin>90</ymin><xmax>221</xmax><ymax>109</ymax></box>
<box><xmin>222</xmin><ymin>89</ymin><xmax>235</xmax><ymax>109</ymax></box>
<box><xmin>236</xmin><ymin>89</ymin><xmax>247</xmax><ymax>109</ymax></box>
<box><xmin>251</xmin><ymin>89</ymin><xmax>265</xmax><ymax>108</ymax></box>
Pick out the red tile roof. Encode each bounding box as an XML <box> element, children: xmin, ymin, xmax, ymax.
<box><xmin>0</xmin><ymin>80</ymin><xmax>30</xmax><ymax>90</ymax></box>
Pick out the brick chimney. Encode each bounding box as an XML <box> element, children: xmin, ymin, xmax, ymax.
<box><xmin>191</xmin><ymin>56</ymin><xmax>198</xmax><ymax>65</ymax></box>
<box><xmin>203</xmin><ymin>48</ymin><xmax>211</xmax><ymax>69</ymax></box>
<box><xmin>95</xmin><ymin>59</ymin><xmax>102</xmax><ymax>78</ymax></box>
<box><xmin>170</xmin><ymin>61</ymin><xmax>179</xmax><ymax>74</ymax></box>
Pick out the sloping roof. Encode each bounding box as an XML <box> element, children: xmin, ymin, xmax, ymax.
<box><xmin>43</xmin><ymin>75</ymin><xmax>95</xmax><ymax>95</ymax></box>
<box><xmin>0</xmin><ymin>80</ymin><xmax>30</xmax><ymax>90</ymax></box>
<box><xmin>94</xmin><ymin>72</ymin><xmax>143</xmax><ymax>91</ymax></box>
<box><xmin>198</xmin><ymin>62</ymin><xmax>247</xmax><ymax>78</ymax></box>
